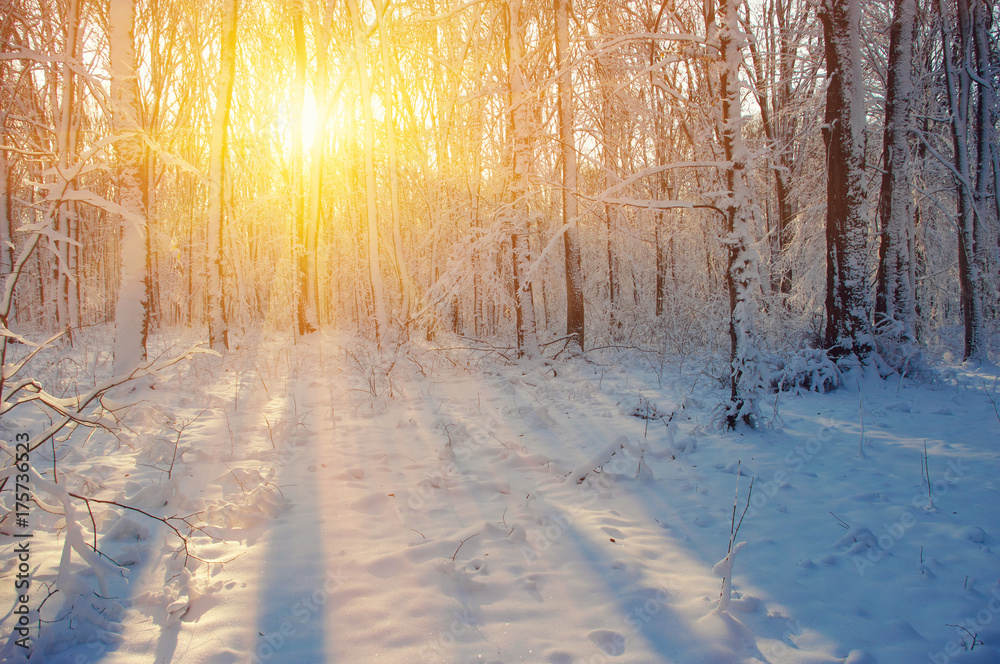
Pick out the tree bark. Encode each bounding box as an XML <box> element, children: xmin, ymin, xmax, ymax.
<box><xmin>292</xmin><ymin>1</ymin><xmax>315</xmax><ymax>335</ymax></box>
<box><xmin>506</xmin><ymin>0</ymin><xmax>538</xmax><ymax>358</ymax></box>
<box><xmin>375</xmin><ymin>0</ymin><xmax>414</xmax><ymax>321</ymax></box>
<box><xmin>555</xmin><ymin>0</ymin><xmax>584</xmax><ymax>351</ymax></box>
<box><xmin>874</xmin><ymin>0</ymin><xmax>917</xmax><ymax>343</ymax></box>
<box><xmin>820</xmin><ymin>0</ymin><xmax>873</xmax><ymax>362</ymax></box>
<box><xmin>938</xmin><ymin>0</ymin><xmax>986</xmax><ymax>362</ymax></box>
<box><xmin>110</xmin><ymin>0</ymin><xmax>151</xmax><ymax>374</ymax></box>
<box><xmin>349</xmin><ymin>0</ymin><xmax>387</xmax><ymax>344</ymax></box>
<box><xmin>206</xmin><ymin>0</ymin><xmax>238</xmax><ymax>351</ymax></box>
<box><xmin>719</xmin><ymin>0</ymin><xmax>764</xmax><ymax>428</ymax></box>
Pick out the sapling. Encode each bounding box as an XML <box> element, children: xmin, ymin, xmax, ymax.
<box><xmin>857</xmin><ymin>385</ymin><xmax>868</xmax><ymax>459</ymax></box>
<box><xmin>922</xmin><ymin>440</ymin><xmax>934</xmax><ymax>511</ymax></box>
<box><xmin>985</xmin><ymin>378</ymin><xmax>1000</xmax><ymax>430</ymax></box>
<box><xmin>715</xmin><ymin>461</ymin><xmax>754</xmax><ymax>612</ymax></box>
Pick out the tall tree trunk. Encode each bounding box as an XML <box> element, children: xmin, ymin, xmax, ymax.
<box><xmin>972</xmin><ymin>2</ymin><xmax>997</xmax><ymax>326</ymax></box>
<box><xmin>0</xmin><ymin>135</ymin><xmax>11</xmax><ymax>282</ymax></box>
<box><xmin>820</xmin><ymin>0</ymin><xmax>872</xmax><ymax>362</ymax></box>
<box><xmin>650</xmin><ymin>23</ymin><xmax>670</xmax><ymax>318</ymax></box>
<box><xmin>375</xmin><ymin>0</ymin><xmax>414</xmax><ymax>320</ymax></box>
<box><xmin>0</xmin><ymin>19</ymin><xmax>11</xmax><ymax>282</ymax></box>
<box><xmin>54</xmin><ymin>0</ymin><xmax>80</xmax><ymax>336</ymax></box>
<box><xmin>349</xmin><ymin>0</ymin><xmax>387</xmax><ymax>343</ymax></box>
<box><xmin>206</xmin><ymin>0</ymin><xmax>238</xmax><ymax>351</ymax></box>
<box><xmin>939</xmin><ymin>0</ymin><xmax>985</xmax><ymax>362</ymax></box>
<box><xmin>306</xmin><ymin>0</ymin><xmax>336</xmax><ymax>330</ymax></box>
<box><xmin>874</xmin><ymin>0</ymin><xmax>917</xmax><ymax>343</ymax></box>
<box><xmin>110</xmin><ymin>0</ymin><xmax>151</xmax><ymax>374</ymax></box>
<box><xmin>555</xmin><ymin>0</ymin><xmax>584</xmax><ymax>350</ymax></box>
<box><xmin>506</xmin><ymin>0</ymin><xmax>538</xmax><ymax>358</ymax></box>
<box><xmin>597</xmin><ymin>9</ymin><xmax>618</xmax><ymax>337</ymax></box>
<box><xmin>292</xmin><ymin>1</ymin><xmax>315</xmax><ymax>335</ymax></box>
<box><xmin>718</xmin><ymin>0</ymin><xmax>764</xmax><ymax>428</ymax></box>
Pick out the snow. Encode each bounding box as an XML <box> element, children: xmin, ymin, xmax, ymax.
<box><xmin>2</xmin><ymin>331</ymin><xmax>1000</xmax><ymax>663</ymax></box>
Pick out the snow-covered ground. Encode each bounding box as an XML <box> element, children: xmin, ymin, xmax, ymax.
<box><xmin>2</xmin><ymin>331</ymin><xmax>999</xmax><ymax>663</ymax></box>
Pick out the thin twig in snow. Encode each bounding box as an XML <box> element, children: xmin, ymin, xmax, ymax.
<box><xmin>452</xmin><ymin>533</ymin><xmax>479</xmax><ymax>561</ymax></box>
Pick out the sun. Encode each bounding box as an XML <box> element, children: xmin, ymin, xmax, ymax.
<box><xmin>301</xmin><ymin>93</ymin><xmax>319</xmax><ymax>152</ymax></box>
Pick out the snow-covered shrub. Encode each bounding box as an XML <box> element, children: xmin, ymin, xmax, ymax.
<box><xmin>872</xmin><ymin>319</ymin><xmax>929</xmax><ymax>378</ymax></box>
<box><xmin>625</xmin><ymin>395</ymin><xmax>668</xmax><ymax>420</ymax></box>
<box><xmin>766</xmin><ymin>347</ymin><xmax>840</xmax><ymax>394</ymax></box>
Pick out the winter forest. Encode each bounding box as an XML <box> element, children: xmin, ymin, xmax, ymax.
<box><xmin>1</xmin><ymin>0</ymin><xmax>1000</xmax><ymax>661</ymax></box>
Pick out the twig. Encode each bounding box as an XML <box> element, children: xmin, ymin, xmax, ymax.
<box><xmin>169</xmin><ymin>409</ymin><xmax>206</xmax><ymax>480</ymax></box>
<box><xmin>67</xmin><ymin>492</ymin><xmax>228</xmax><ymax>566</ymax></box>
<box><xmin>451</xmin><ymin>533</ymin><xmax>479</xmax><ymax>561</ymax></box>
<box><xmin>727</xmin><ymin>462</ymin><xmax>754</xmax><ymax>550</ymax></box>
<box><xmin>945</xmin><ymin>624</ymin><xmax>981</xmax><ymax>650</ymax></box>
<box><xmin>829</xmin><ymin>511</ymin><xmax>851</xmax><ymax>529</ymax></box>
<box><xmin>923</xmin><ymin>440</ymin><xmax>934</xmax><ymax>509</ymax></box>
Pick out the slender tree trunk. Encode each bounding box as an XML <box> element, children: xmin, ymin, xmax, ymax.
<box><xmin>874</xmin><ymin>0</ymin><xmax>917</xmax><ymax>343</ymax></box>
<box><xmin>597</xmin><ymin>53</ymin><xmax>618</xmax><ymax>333</ymax></box>
<box><xmin>972</xmin><ymin>2</ymin><xmax>997</xmax><ymax>325</ymax></box>
<box><xmin>0</xmin><ymin>20</ymin><xmax>11</xmax><ymax>281</ymax></box>
<box><xmin>719</xmin><ymin>0</ymin><xmax>764</xmax><ymax>428</ymax></box>
<box><xmin>651</xmin><ymin>40</ymin><xmax>669</xmax><ymax>318</ymax></box>
<box><xmin>375</xmin><ymin>0</ymin><xmax>413</xmax><ymax>320</ymax></box>
<box><xmin>939</xmin><ymin>0</ymin><xmax>985</xmax><ymax>362</ymax></box>
<box><xmin>349</xmin><ymin>0</ymin><xmax>387</xmax><ymax>343</ymax></box>
<box><xmin>555</xmin><ymin>0</ymin><xmax>584</xmax><ymax>350</ymax></box>
<box><xmin>110</xmin><ymin>0</ymin><xmax>151</xmax><ymax>373</ymax></box>
<box><xmin>52</xmin><ymin>0</ymin><xmax>81</xmax><ymax>335</ymax></box>
<box><xmin>820</xmin><ymin>0</ymin><xmax>872</xmax><ymax>362</ymax></box>
<box><xmin>292</xmin><ymin>1</ymin><xmax>315</xmax><ymax>335</ymax></box>
<box><xmin>305</xmin><ymin>15</ymin><xmax>327</xmax><ymax>331</ymax></box>
<box><xmin>206</xmin><ymin>0</ymin><xmax>238</xmax><ymax>351</ymax></box>
<box><xmin>0</xmin><ymin>139</ymin><xmax>11</xmax><ymax>281</ymax></box>
<box><xmin>506</xmin><ymin>0</ymin><xmax>538</xmax><ymax>357</ymax></box>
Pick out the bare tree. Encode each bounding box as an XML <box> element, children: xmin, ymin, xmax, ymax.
<box><xmin>206</xmin><ymin>0</ymin><xmax>238</xmax><ymax>351</ymax></box>
<box><xmin>820</xmin><ymin>0</ymin><xmax>873</xmax><ymax>363</ymax></box>
<box><xmin>874</xmin><ymin>0</ymin><xmax>918</xmax><ymax>347</ymax></box>
<box><xmin>110</xmin><ymin>0</ymin><xmax>151</xmax><ymax>373</ymax></box>
<box><xmin>717</xmin><ymin>0</ymin><xmax>766</xmax><ymax>427</ymax></box>
<box><xmin>349</xmin><ymin>0</ymin><xmax>387</xmax><ymax>343</ymax></box>
<box><xmin>506</xmin><ymin>0</ymin><xmax>539</xmax><ymax>358</ymax></box>
<box><xmin>555</xmin><ymin>0</ymin><xmax>584</xmax><ymax>351</ymax></box>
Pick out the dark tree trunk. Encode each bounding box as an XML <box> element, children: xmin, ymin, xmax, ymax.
<box><xmin>820</xmin><ymin>0</ymin><xmax>873</xmax><ymax>362</ymax></box>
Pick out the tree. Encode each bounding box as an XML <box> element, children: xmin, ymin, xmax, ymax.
<box><xmin>820</xmin><ymin>0</ymin><xmax>873</xmax><ymax>363</ymax></box>
<box><xmin>291</xmin><ymin>0</ymin><xmax>316</xmax><ymax>336</ymax></box>
<box><xmin>348</xmin><ymin>0</ymin><xmax>387</xmax><ymax>343</ymax></box>
<box><xmin>374</xmin><ymin>0</ymin><xmax>414</xmax><ymax>321</ymax></box>
<box><xmin>505</xmin><ymin>0</ymin><xmax>539</xmax><ymax>358</ymax></box>
<box><xmin>206</xmin><ymin>0</ymin><xmax>239</xmax><ymax>352</ymax></box>
<box><xmin>873</xmin><ymin>0</ymin><xmax>917</xmax><ymax>347</ymax></box>
<box><xmin>555</xmin><ymin>0</ymin><xmax>584</xmax><ymax>351</ymax></box>
<box><xmin>717</xmin><ymin>0</ymin><xmax>766</xmax><ymax>428</ymax></box>
<box><xmin>110</xmin><ymin>0</ymin><xmax>151</xmax><ymax>374</ymax></box>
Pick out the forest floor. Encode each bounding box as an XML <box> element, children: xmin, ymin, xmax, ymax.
<box><xmin>2</xmin><ymin>330</ymin><xmax>1000</xmax><ymax>664</ymax></box>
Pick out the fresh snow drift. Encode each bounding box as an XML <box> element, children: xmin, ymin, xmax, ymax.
<box><xmin>1</xmin><ymin>332</ymin><xmax>999</xmax><ymax>664</ymax></box>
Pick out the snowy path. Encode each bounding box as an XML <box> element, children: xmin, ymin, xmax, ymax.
<box><xmin>167</xmin><ymin>340</ymin><xmax>855</xmax><ymax>664</ymax></box>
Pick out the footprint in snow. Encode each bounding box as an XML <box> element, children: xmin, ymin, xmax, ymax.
<box><xmin>588</xmin><ymin>629</ymin><xmax>625</xmax><ymax>656</ymax></box>
<box><xmin>602</xmin><ymin>526</ymin><xmax>625</xmax><ymax>540</ymax></box>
